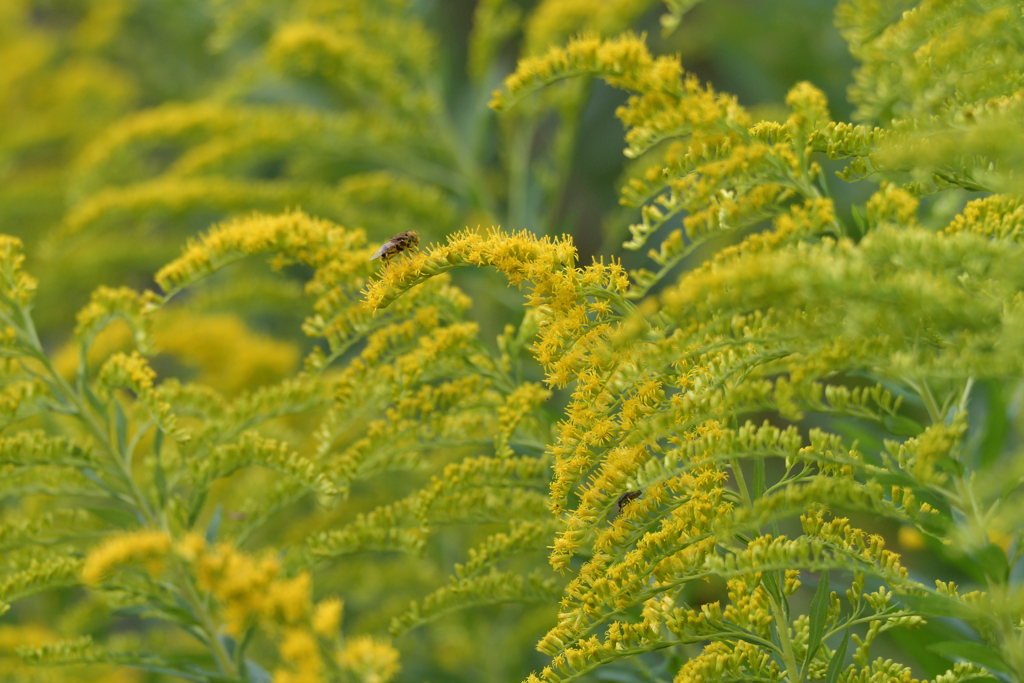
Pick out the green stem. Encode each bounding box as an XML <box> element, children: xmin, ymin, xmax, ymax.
<box><xmin>17</xmin><ymin>301</ymin><xmax>241</xmax><ymax>678</ymax></box>
<box><xmin>20</xmin><ymin>311</ymin><xmax>157</xmax><ymax>523</ymax></box>
<box><xmin>768</xmin><ymin>594</ymin><xmax>802</xmax><ymax>683</ymax></box>
<box><xmin>508</xmin><ymin>120</ymin><xmax>537</xmax><ymax>232</ymax></box>
<box><xmin>958</xmin><ymin>377</ymin><xmax>975</xmax><ymax>412</ymax></box>
<box><xmin>175</xmin><ymin>559</ymin><xmax>240</xmax><ymax>678</ymax></box>
<box><xmin>914</xmin><ymin>378</ymin><xmax>942</xmax><ymax>424</ymax></box>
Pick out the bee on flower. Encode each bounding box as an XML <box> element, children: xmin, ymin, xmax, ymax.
<box><xmin>617</xmin><ymin>490</ymin><xmax>642</xmax><ymax>512</ymax></box>
<box><xmin>371</xmin><ymin>230</ymin><xmax>420</xmax><ymax>263</ymax></box>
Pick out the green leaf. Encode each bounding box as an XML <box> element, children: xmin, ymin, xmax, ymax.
<box><xmin>127</xmin><ymin>663</ymin><xmax>208</xmax><ymax>683</ymax></box>
<box><xmin>666</xmin><ymin>654</ymin><xmax>684</xmax><ymax>676</ymax></box>
<box><xmin>86</xmin><ymin>506</ymin><xmax>139</xmax><ymax>529</ymax></box>
<box><xmin>720</xmin><ymin>621</ymin><xmax>774</xmax><ymax>649</ymax></box>
<box><xmin>205</xmin><ymin>504</ymin><xmax>223</xmax><ymax>544</ymax></box>
<box><xmin>935</xmin><ymin>456</ymin><xmax>965</xmax><ymax>477</ymax></box>
<box><xmin>769</xmin><ymin>619</ymin><xmax>782</xmax><ymax>651</ymax></box>
<box><xmin>825</xmin><ymin>630</ymin><xmax>850</xmax><ymax>683</ymax></box>
<box><xmin>970</xmin><ymin>378</ymin><xmax>1011</xmax><ymax>471</ymax></box>
<box><xmin>154</xmin><ymin>455</ymin><xmax>167</xmax><ymax>508</ymax></box>
<box><xmin>236</xmin><ymin>625</ymin><xmax>258</xmax><ymax>672</ymax></box>
<box><xmin>82</xmin><ymin>383</ymin><xmax>109</xmax><ymax>426</ymax></box>
<box><xmin>899</xmin><ymin>592</ymin><xmax>975</xmax><ymax>620</ymax></box>
<box><xmin>112</xmin><ymin>602</ymin><xmax>198</xmax><ymax>626</ymax></box>
<box><xmin>172</xmin><ymin>594</ymin><xmax>200</xmax><ymax>625</ymax></box>
<box><xmin>887</xmin><ymin>620</ymin><xmax>964</xmax><ymax>677</ymax></box>
<box><xmin>805</xmin><ymin>570</ymin><xmax>830</xmax><ymax>665</ymax></box>
<box><xmin>972</xmin><ymin>544</ymin><xmax>1009</xmax><ymax>584</ymax></box>
<box><xmin>79</xmin><ymin>468</ymin><xmax>126</xmax><ymax>501</ymax></box>
<box><xmin>761</xmin><ymin>569</ymin><xmax>782</xmax><ymax>603</ymax></box>
<box><xmin>753</xmin><ymin>459</ymin><xmax>766</xmax><ymax>499</ymax></box>
<box><xmin>153</xmin><ymin>428</ymin><xmax>167</xmax><ymax>508</ymax></box>
<box><xmin>245</xmin><ymin>659</ymin><xmax>273</xmax><ymax>683</ymax></box>
<box><xmin>217</xmin><ymin>634</ymin><xmax>236</xmax><ymax>660</ymax></box>
<box><xmin>978</xmin><ymin>383</ymin><xmax>1009</xmax><ymax>469</ymax></box>
<box><xmin>927</xmin><ymin>641</ymin><xmax>1010</xmax><ymax>673</ymax></box>
<box><xmin>114</xmin><ymin>400</ymin><xmax>128</xmax><ymax>459</ymax></box>
<box><xmin>761</xmin><ymin>569</ymin><xmax>788</xmax><ymax>619</ymax></box>
<box><xmin>850</xmin><ymin>204</ymin><xmax>866</xmax><ymax>238</ymax></box>
<box><xmin>187</xmin><ymin>490</ymin><xmax>208</xmax><ymax>529</ymax></box>
<box><xmin>882</xmin><ymin>414</ymin><xmax>924</xmax><ymax>437</ymax></box>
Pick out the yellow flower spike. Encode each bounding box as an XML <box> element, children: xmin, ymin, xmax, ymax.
<box><xmin>155</xmin><ymin>210</ymin><xmax>366</xmax><ymax>298</ymax></box>
<box><xmin>339</xmin><ymin>636</ymin><xmax>401</xmax><ymax>683</ymax></box>
<box><xmin>74</xmin><ymin>285</ymin><xmax>156</xmax><ymax>353</ymax></box>
<box><xmin>97</xmin><ymin>351</ymin><xmax>188</xmax><ymax>441</ymax></box>
<box><xmin>263</xmin><ymin>572</ymin><xmax>313</xmax><ymax>625</ymax></box>
<box><xmin>0</xmin><ymin>236</ymin><xmax>38</xmax><ymax>308</ymax></box>
<box><xmin>82</xmin><ymin>530</ymin><xmax>172</xmax><ymax>585</ymax></box>
<box><xmin>279</xmin><ymin>627</ymin><xmax>319</xmax><ymax>667</ymax></box>
<box><xmin>311</xmin><ymin>597</ymin><xmax>343</xmax><ymax>638</ymax></box>
<box><xmin>866</xmin><ymin>181</ymin><xmax>920</xmax><ymax>228</ymax></box>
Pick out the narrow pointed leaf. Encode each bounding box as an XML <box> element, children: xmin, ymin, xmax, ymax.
<box><xmin>205</xmin><ymin>504</ymin><xmax>223</xmax><ymax>544</ymax></box>
<box><xmin>114</xmin><ymin>401</ymin><xmax>128</xmax><ymax>460</ymax></box>
<box><xmin>245</xmin><ymin>660</ymin><xmax>273</xmax><ymax>683</ymax></box>
<box><xmin>825</xmin><ymin>630</ymin><xmax>850</xmax><ymax>683</ymax></box>
<box><xmin>805</xmin><ymin>570</ymin><xmax>830</xmax><ymax>665</ymax></box>
<box><xmin>753</xmin><ymin>459</ymin><xmax>766</xmax><ymax>499</ymax></box>
<box><xmin>927</xmin><ymin>641</ymin><xmax>1010</xmax><ymax>673</ymax></box>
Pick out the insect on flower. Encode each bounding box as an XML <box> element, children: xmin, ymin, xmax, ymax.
<box><xmin>617</xmin><ymin>490</ymin><xmax>642</xmax><ymax>512</ymax></box>
<box><xmin>371</xmin><ymin>230</ymin><xmax>420</xmax><ymax>263</ymax></box>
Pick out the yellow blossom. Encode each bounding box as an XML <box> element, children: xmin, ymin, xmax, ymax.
<box><xmin>898</xmin><ymin>526</ymin><xmax>927</xmax><ymax>551</ymax></box>
<box><xmin>339</xmin><ymin>636</ymin><xmax>400</xmax><ymax>683</ymax></box>
<box><xmin>311</xmin><ymin>597</ymin><xmax>343</xmax><ymax>637</ymax></box>
<box><xmin>82</xmin><ymin>530</ymin><xmax>172</xmax><ymax>584</ymax></box>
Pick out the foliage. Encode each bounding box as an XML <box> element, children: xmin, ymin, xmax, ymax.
<box><xmin>2</xmin><ymin>0</ymin><xmax>1024</xmax><ymax>682</ymax></box>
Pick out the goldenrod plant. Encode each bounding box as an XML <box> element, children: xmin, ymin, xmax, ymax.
<box><xmin>1</xmin><ymin>0</ymin><xmax>1023</xmax><ymax>682</ymax></box>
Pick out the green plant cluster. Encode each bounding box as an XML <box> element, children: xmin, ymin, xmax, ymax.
<box><xmin>1</xmin><ymin>1</ymin><xmax>1023</xmax><ymax>682</ymax></box>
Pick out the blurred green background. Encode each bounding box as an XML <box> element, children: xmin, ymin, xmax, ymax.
<box><xmin>0</xmin><ymin>0</ymin><xmax>861</xmax><ymax>341</ymax></box>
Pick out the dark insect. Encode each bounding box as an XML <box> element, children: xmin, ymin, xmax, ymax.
<box><xmin>617</xmin><ymin>490</ymin><xmax>642</xmax><ymax>512</ymax></box>
<box><xmin>371</xmin><ymin>230</ymin><xmax>420</xmax><ymax>262</ymax></box>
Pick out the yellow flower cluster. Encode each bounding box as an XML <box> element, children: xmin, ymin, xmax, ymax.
<box><xmin>338</xmin><ymin>635</ymin><xmax>401</xmax><ymax>683</ymax></box>
<box><xmin>154</xmin><ymin>210</ymin><xmax>365</xmax><ymax>297</ymax></box>
<box><xmin>838</xmin><ymin>0</ymin><xmax>1024</xmax><ymax>122</ymax></box>
<box><xmin>492</xmin><ymin>33</ymin><xmax>681</xmax><ymax>113</ymax></box>
<box><xmin>6</xmin><ymin>1</ymin><xmax>1024</xmax><ymax>681</ymax></box>
<box><xmin>945</xmin><ymin>194</ymin><xmax>1024</xmax><ymax>241</ymax></box>
<box><xmin>81</xmin><ymin>530</ymin><xmax>171</xmax><ymax>584</ymax></box>
<box><xmin>98</xmin><ymin>351</ymin><xmax>186</xmax><ymax>441</ymax></box>
<box><xmin>74</xmin><ymin>285</ymin><xmax>156</xmax><ymax>352</ymax></box>
<box><xmin>266</xmin><ymin>10</ymin><xmax>437</xmax><ymax>121</ymax></box>
<box><xmin>522</xmin><ymin>0</ymin><xmax>653</xmax><ymax>56</ymax></box>
<box><xmin>81</xmin><ymin>529</ymin><xmax>397</xmax><ymax>683</ymax></box>
<box><xmin>190</xmin><ymin>535</ymin><xmax>306</xmax><ymax>633</ymax></box>
<box><xmin>364</xmin><ymin>228</ymin><xmax>632</xmax><ymax>393</ymax></box>
<box><xmin>0</xmin><ymin>236</ymin><xmax>38</xmax><ymax>308</ymax></box>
